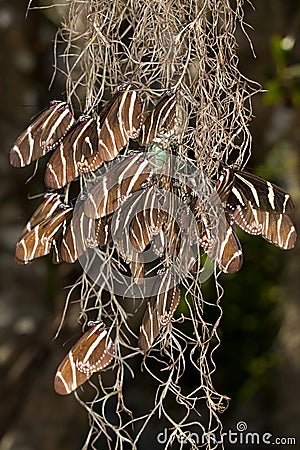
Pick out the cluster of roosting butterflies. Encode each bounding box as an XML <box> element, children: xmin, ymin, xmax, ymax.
<box><xmin>10</xmin><ymin>85</ymin><xmax>297</xmax><ymax>395</ymax></box>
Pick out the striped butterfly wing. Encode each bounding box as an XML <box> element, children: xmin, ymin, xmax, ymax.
<box><xmin>232</xmin><ymin>205</ymin><xmax>297</xmax><ymax>250</ymax></box>
<box><xmin>138</xmin><ymin>92</ymin><xmax>176</xmax><ymax>146</ymax></box>
<box><xmin>196</xmin><ymin>210</ymin><xmax>243</xmax><ymax>274</ymax></box>
<box><xmin>60</xmin><ymin>208</ymin><xmax>112</xmax><ymax>263</ymax></box>
<box><xmin>216</xmin><ymin>221</ymin><xmax>243</xmax><ymax>274</ymax></box>
<box><xmin>15</xmin><ymin>205</ymin><xmax>72</xmax><ymax>265</ymax></box>
<box><xmin>164</xmin><ymin>218</ymin><xmax>181</xmax><ymax>258</ymax></box>
<box><xmin>149</xmin><ymin>219</ymin><xmax>179</xmax><ymax>258</ymax></box>
<box><xmin>78</xmin><ymin>88</ymin><xmax>143</xmax><ymax>174</ymax></box>
<box><xmin>139</xmin><ymin>273</ymin><xmax>180</xmax><ymax>351</ymax></box>
<box><xmin>128</xmin><ymin>188</ymin><xmax>167</xmax><ymax>253</ymax></box>
<box><xmin>54</xmin><ymin>325</ymin><xmax>115</xmax><ymax>395</ymax></box>
<box><xmin>110</xmin><ymin>187</ymin><xmax>166</xmax><ymax>281</ymax></box>
<box><xmin>109</xmin><ymin>190</ymin><xmax>152</xmax><ymax>274</ymax></box>
<box><xmin>129</xmin><ymin>208</ymin><xmax>165</xmax><ymax>252</ymax></box>
<box><xmin>107</xmin><ymin>200</ymin><xmax>145</xmax><ymax>281</ymax></box>
<box><xmin>40</xmin><ymin>101</ymin><xmax>76</xmax><ymax>151</ymax></box>
<box><xmin>95</xmin><ymin>216</ymin><xmax>113</xmax><ymax>247</ymax></box>
<box><xmin>45</xmin><ymin>116</ymin><xmax>99</xmax><ymax>189</ymax></box>
<box><xmin>219</xmin><ymin>168</ymin><xmax>295</xmax><ymax>214</ymax></box>
<box><xmin>154</xmin><ymin>217</ymin><xmax>196</xmax><ymax>275</ymax></box>
<box><xmin>217</xmin><ymin>168</ymin><xmax>296</xmax><ymax>249</ymax></box>
<box><xmin>60</xmin><ymin>206</ymin><xmax>88</xmax><ymax>263</ymax></box>
<box><xmin>138</xmin><ymin>298</ymin><xmax>160</xmax><ymax>352</ymax></box>
<box><xmin>18</xmin><ymin>193</ymin><xmax>62</xmax><ymax>240</ymax></box>
<box><xmin>84</xmin><ymin>153</ymin><xmax>153</xmax><ymax>219</ymax></box>
<box><xmin>10</xmin><ymin>101</ymin><xmax>75</xmax><ymax>167</ymax></box>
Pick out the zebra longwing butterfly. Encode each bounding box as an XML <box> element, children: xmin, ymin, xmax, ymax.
<box><xmin>129</xmin><ymin>207</ymin><xmax>166</xmax><ymax>253</ymax></box>
<box><xmin>10</xmin><ymin>100</ymin><xmax>75</xmax><ymax>167</ymax></box>
<box><xmin>15</xmin><ymin>203</ymin><xmax>72</xmax><ymax>265</ymax></box>
<box><xmin>195</xmin><ymin>206</ymin><xmax>243</xmax><ymax>274</ymax></box>
<box><xmin>54</xmin><ymin>323</ymin><xmax>115</xmax><ymax>395</ymax></box>
<box><xmin>60</xmin><ymin>206</ymin><xmax>88</xmax><ymax>263</ymax></box>
<box><xmin>84</xmin><ymin>153</ymin><xmax>153</xmax><ymax>219</ymax></box>
<box><xmin>78</xmin><ymin>87</ymin><xmax>143</xmax><ymax>174</ymax></box>
<box><xmin>18</xmin><ymin>193</ymin><xmax>62</xmax><ymax>240</ymax></box>
<box><xmin>116</xmin><ymin>186</ymin><xmax>166</xmax><ymax>255</ymax></box>
<box><xmin>44</xmin><ymin>115</ymin><xmax>98</xmax><ymax>189</ymax></box>
<box><xmin>217</xmin><ymin>168</ymin><xmax>297</xmax><ymax>250</ymax></box>
<box><xmin>217</xmin><ymin>168</ymin><xmax>295</xmax><ymax>213</ymax></box>
<box><xmin>60</xmin><ymin>207</ymin><xmax>112</xmax><ymax>264</ymax></box>
<box><xmin>138</xmin><ymin>272</ymin><xmax>180</xmax><ymax>351</ymax></box>
<box><xmin>138</xmin><ymin>92</ymin><xmax>176</xmax><ymax>146</ymax></box>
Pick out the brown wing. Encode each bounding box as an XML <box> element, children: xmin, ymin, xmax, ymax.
<box><xmin>196</xmin><ymin>211</ymin><xmax>243</xmax><ymax>274</ymax></box>
<box><xmin>18</xmin><ymin>193</ymin><xmax>62</xmax><ymax>240</ymax></box>
<box><xmin>232</xmin><ymin>205</ymin><xmax>297</xmax><ymax>250</ymax></box>
<box><xmin>10</xmin><ymin>101</ymin><xmax>74</xmax><ymax>167</ymax></box>
<box><xmin>78</xmin><ymin>88</ymin><xmax>143</xmax><ymax>173</ymax></box>
<box><xmin>138</xmin><ymin>92</ymin><xmax>176</xmax><ymax>146</ymax></box>
<box><xmin>40</xmin><ymin>101</ymin><xmax>75</xmax><ymax>150</ymax></box>
<box><xmin>15</xmin><ymin>206</ymin><xmax>72</xmax><ymax>265</ymax></box>
<box><xmin>54</xmin><ymin>325</ymin><xmax>115</xmax><ymax>395</ymax></box>
<box><xmin>84</xmin><ymin>153</ymin><xmax>152</xmax><ymax>219</ymax></box>
<box><xmin>217</xmin><ymin>224</ymin><xmax>243</xmax><ymax>274</ymax></box>
<box><xmin>44</xmin><ymin>116</ymin><xmax>99</xmax><ymax>189</ymax></box>
<box><xmin>139</xmin><ymin>273</ymin><xmax>180</xmax><ymax>351</ymax></box>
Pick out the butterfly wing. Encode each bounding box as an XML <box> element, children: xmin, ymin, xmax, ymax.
<box><xmin>18</xmin><ymin>193</ymin><xmax>62</xmax><ymax>240</ymax></box>
<box><xmin>218</xmin><ymin>168</ymin><xmax>296</xmax><ymax>250</ymax></box>
<box><xmin>138</xmin><ymin>273</ymin><xmax>180</xmax><ymax>351</ymax></box>
<box><xmin>10</xmin><ymin>101</ymin><xmax>74</xmax><ymax>167</ymax></box>
<box><xmin>138</xmin><ymin>92</ymin><xmax>176</xmax><ymax>146</ymax></box>
<box><xmin>220</xmin><ymin>168</ymin><xmax>295</xmax><ymax>214</ymax></box>
<box><xmin>15</xmin><ymin>206</ymin><xmax>72</xmax><ymax>264</ymax></box>
<box><xmin>40</xmin><ymin>101</ymin><xmax>75</xmax><ymax>150</ymax></box>
<box><xmin>45</xmin><ymin>116</ymin><xmax>98</xmax><ymax>189</ymax></box>
<box><xmin>232</xmin><ymin>205</ymin><xmax>297</xmax><ymax>250</ymax></box>
<box><xmin>78</xmin><ymin>89</ymin><xmax>143</xmax><ymax>173</ymax></box>
<box><xmin>196</xmin><ymin>209</ymin><xmax>243</xmax><ymax>274</ymax></box>
<box><xmin>54</xmin><ymin>325</ymin><xmax>115</xmax><ymax>395</ymax></box>
<box><xmin>84</xmin><ymin>154</ymin><xmax>152</xmax><ymax>219</ymax></box>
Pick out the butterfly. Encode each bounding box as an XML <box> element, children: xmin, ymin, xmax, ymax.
<box><xmin>10</xmin><ymin>100</ymin><xmax>75</xmax><ymax>167</ymax></box>
<box><xmin>60</xmin><ymin>205</ymin><xmax>112</xmax><ymax>264</ymax></box>
<box><xmin>15</xmin><ymin>197</ymin><xmax>72</xmax><ymax>265</ymax></box>
<box><xmin>44</xmin><ymin>115</ymin><xmax>99</xmax><ymax>189</ymax></box>
<box><xmin>197</xmin><ymin>212</ymin><xmax>243</xmax><ymax>274</ymax></box>
<box><xmin>78</xmin><ymin>87</ymin><xmax>143</xmax><ymax>174</ymax></box>
<box><xmin>84</xmin><ymin>153</ymin><xmax>153</xmax><ymax>219</ymax></box>
<box><xmin>138</xmin><ymin>92</ymin><xmax>176</xmax><ymax>146</ymax></box>
<box><xmin>216</xmin><ymin>167</ymin><xmax>297</xmax><ymax>250</ymax></box>
<box><xmin>54</xmin><ymin>323</ymin><xmax>115</xmax><ymax>395</ymax></box>
<box><xmin>138</xmin><ymin>271</ymin><xmax>180</xmax><ymax>351</ymax></box>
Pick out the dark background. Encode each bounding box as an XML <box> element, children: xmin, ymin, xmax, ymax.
<box><xmin>0</xmin><ymin>1</ymin><xmax>300</xmax><ymax>449</ymax></box>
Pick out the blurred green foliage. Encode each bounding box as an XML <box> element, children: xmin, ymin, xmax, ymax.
<box><xmin>264</xmin><ymin>34</ymin><xmax>300</xmax><ymax>105</ymax></box>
